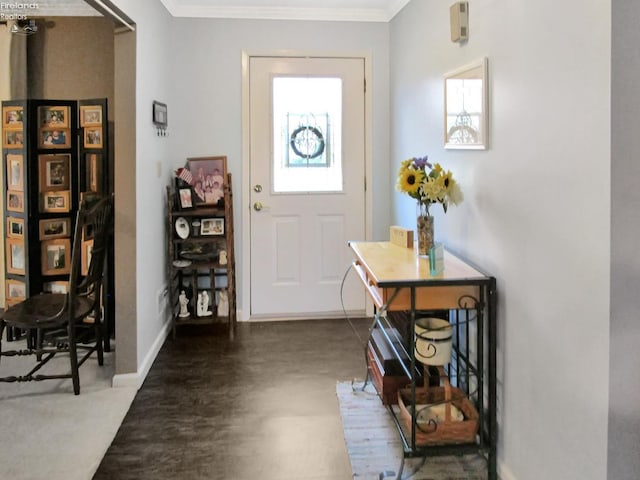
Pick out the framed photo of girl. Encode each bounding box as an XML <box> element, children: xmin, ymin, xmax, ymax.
<box><xmin>39</xmin><ymin>154</ymin><xmax>71</xmax><ymax>192</ymax></box>
<box><xmin>186</xmin><ymin>155</ymin><xmax>227</xmax><ymax>206</ymax></box>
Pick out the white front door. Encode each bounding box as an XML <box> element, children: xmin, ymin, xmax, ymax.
<box><xmin>249</xmin><ymin>55</ymin><xmax>366</xmax><ymax>319</ymax></box>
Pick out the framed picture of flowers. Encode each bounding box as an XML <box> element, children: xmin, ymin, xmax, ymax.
<box><xmin>444</xmin><ymin>57</ymin><xmax>488</xmax><ymax>150</ymax></box>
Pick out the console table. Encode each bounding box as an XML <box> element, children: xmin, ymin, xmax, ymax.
<box><xmin>349</xmin><ymin>241</ymin><xmax>497</xmax><ymax>479</ymax></box>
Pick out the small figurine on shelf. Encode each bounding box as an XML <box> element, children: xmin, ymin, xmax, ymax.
<box><xmin>217</xmin><ymin>291</ymin><xmax>229</xmax><ymax>317</ymax></box>
<box><xmin>219</xmin><ymin>249</ymin><xmax>227</xmax><ymax>265</ymax></box>
<box><xmin>197</xmin><ymin>290</ymin><xmax>212</xmax><ymax>317</ymax></box>
<box><xmin>178</xmin><ymin>290</ymin><xmax>190</xmax><ymax>317</ymax></box>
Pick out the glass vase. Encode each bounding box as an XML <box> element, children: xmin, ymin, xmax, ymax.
<box><xmin>416</xmin><ymin>203</ymin><xmax>434</xmax><ymax>256</ymax></box>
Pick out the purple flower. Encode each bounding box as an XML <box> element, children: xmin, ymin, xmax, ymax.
<box><xmin>412</xmin><ymin>156</ymin><xmax>432</xmax><ymax>171</ymax></box>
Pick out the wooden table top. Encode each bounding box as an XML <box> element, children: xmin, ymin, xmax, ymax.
<box><xmin>348</xmin><ymin>241</ymin><xmax>488</xmax><ymax>288</ymax></box>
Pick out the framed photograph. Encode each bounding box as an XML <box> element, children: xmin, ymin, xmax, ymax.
<box><xmin>6</xmin><ymin>238</ymin><xmax>26</xmax><ymax>275</ymax></box>
<box><xmin>84</xmin><ymin>127</ymin><xmax>103</xmax><ymax>148</ymax></box>
<box><xmin>43</xmin><ymin>281</ymin><xmax>69</xmax><ymax>294</ymax></box>
<box><xmin>186</xmin><ymin>156</ymin><xmax>227</xmax><ymax>205</ymax></box>
<box><xmin>7</xmin><ymin>217</ymin><xmax>25</xmax><ymax>239</ymax></box>
<box><xmin>7</xmin><ymin>190</ymin><xmax>24</xmax><ymax>213</ymax></box>
<box><xmin>2</xmin><ymin>105</ymin><xmax>24</xmax><ymax>127</ymax></box>
<box><xmin>200</xmin><ymin>218</ymin><xmax>224</xmax><ymax>236</ymax></box>
<box><xmin>3</xmin><ymin>129</ymin><xmax>24</xmax><ymax>148</ymax></box>
<box><xmin>39</xmin><ymin>154</ymin><xmax>70</xmax><ymax>192</ymax></box>
<box><xmin>41</xmin><ymin>190</ymin><xmax>71</xmax><ymax>213</ymax></box>
<box><xmin>81</xmin><ymin>239</ymin><xmax>94</xmax><ymax>276</ymax></box>
<box><xmin>40</xmin><ymin>128</ymin><xmax>71</xmax><ymax>149</ymax></box>
<box><xmin>85</xmin><ymin>153</ymin><xmax>102</xmax><ymax>193</ymax></box>
<box><xmin>39</xmin><ymin>217</ymin><xmax>71</xmax><ymax>240</ymax></box>
<box><xmin>6</xmin><ymin>153</ymin><xmax>24</xmax><ymax>191</ymax></box>
<box><xmin>38</xmin><ymin>105</ymin><xmax>70</xmax><ymax>128</ymax></box>
<box><xmin>444</xmin><ymin>57</ymin><xmax>489</xmax><ymax>150</ymax></box>
<box><xmin>79</xmin><ymin>105</ymin><xmax>102</xmax><ymax>126</ymax></box>
<box><xmin>178</xmin><ymin>187</ymin><xmax>194</xmax><ymax>210</ymax></box>
<box><xmin>41</xmin><ymin>239</ymin><xmax>71</xmax><ymax>276</ymax></box>
<box><xmin>152</xmin><ymin>101</ymin><xmax>168</xmax><ymax>127</ymax></box>
<box><xmin>6</xmin><ymin>279</ymin><xmax>26</xmax><ymax>303</ymax></box>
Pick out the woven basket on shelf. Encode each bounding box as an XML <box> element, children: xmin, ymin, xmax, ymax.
<box><xmin>397</xmin><ymin>369</ymin><xmax>479</xmax><ymax>446</ymax></box>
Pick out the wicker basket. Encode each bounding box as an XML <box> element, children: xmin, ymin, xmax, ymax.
<box><xmin>397</xmin><ymin>370</ymin><xmax>478</xmax><ymax>446</ymax></box>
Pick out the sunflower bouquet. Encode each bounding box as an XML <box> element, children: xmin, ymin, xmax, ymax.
<box><xmin>396</xmin><ymin>155</ymin><xmax>463</xmax><ymax>216</ymax></box>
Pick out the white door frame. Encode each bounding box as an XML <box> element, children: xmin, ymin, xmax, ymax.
<box><xmin>240</xmin><ymin>49</ymin><xmax>374</xmax><ymax>322</ymax></box>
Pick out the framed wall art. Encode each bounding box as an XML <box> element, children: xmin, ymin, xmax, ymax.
<box><xmin>85</xmin><ymin>153</ymin><xmax>101</xmax><ymax>193</ymax></box>
<box><xmin>38</xmin><ymin>105</ymin><xmax>70</xmax><ymax>128</ymax></box>
<box><xmin>7</xmin><ymin>217</ymin><xmax>24</xmax><ymax>239</ymax></box>
<box><xmin>186</xmin><ymin>155</ymin><xmax>226</xmax><ymax>206</ymax></box>
<box><xmin>7</xmin><ymin>190</ymin><xmax>24</xmax><ymax>213</ymax></box>
<box><xmin>6</xmin><ymin>238</ymin><xmax>26</xmax><ymax>275</ymax></box>
<box><xmin>39</xmin><ymin>154</ymin><xmax>71</xmax><ymax>192</ymax></box>
<box><xmin>2</xmin><ymin>105</ymin><xmax>23</xmax><ymax>127</ymax></box>
<box><xmin>39</xmin><ymin>217</ymin><xmax>71</xmax><ymax>240</ymax></box>
<box><xmin>40</xmin><ymin>128</ymin><xmax>71</xmax><ymax>149</ymax></box>
<box><xmin>200</xmin><ymin>218</ymin><xmax>224</xmax><ymax>236</ymax></box>
<box><xmin>6</xmin><ymin>153</ymin><xmax>24</xmax><ymax>191</ymax></box>
<box><xmin>43</xmin><ymin>281</ymin><xmax>69</xmax><ymax>294</ymax></box>
<box><xmin>81</xmin><ymin>239</ymin><xmax>93</xmax><ymax>276</ymax></box>
<box><xmin>41</xmin><ymin>238</ymin><xmax>71</xmax><ymax>276</ymax></box>
<box><xmin>84</xmin><ymin>127</ymin><xmax>103</xmax><ymax>148</ymax></box>
<box><xmin>79</xmin><ymin>105</ymin><xmax>103</xmax><ymax>126</ymax></box>
<box><xmin>444</xmin><ymin>57</ymin><xmax>488</xmax><ymax>150</ymax></box>
<box><xmin>3</xmin><ymin>129</ymin><xmax>24</xmax><ymax>148</ymax></box>
<box><xmin>6</xmin><ymin>279</ymin><xmax>27</xmax><ymax>304</ymax></box>
<box><xmin>41</xmin><ymin>190</ymin><xmax>71</xmax><ymax>213</ymax></box>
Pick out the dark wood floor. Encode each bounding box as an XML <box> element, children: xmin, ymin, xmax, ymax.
<box><xmin>93</xmin><ymin>317</ymin><xmax>372</xmax><ymax>480</ymax></box>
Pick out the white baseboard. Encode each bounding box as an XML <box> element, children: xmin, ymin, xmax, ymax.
<box><xmin>111</xmin><ymin>318</ymin><xmax>172</xmax><ymax>389</ymax></box>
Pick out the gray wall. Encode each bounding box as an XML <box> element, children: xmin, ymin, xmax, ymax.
<box><xmin>609</xmin><ymin>0</ymin><xmax>640</xmax><ymax>477</ymax></box>
<box><xmin>390</xmin><ymin>1</ymin><xmax>610</xmax><ymax>479</ymax></box>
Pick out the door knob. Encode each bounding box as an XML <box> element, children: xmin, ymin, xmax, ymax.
<box><xmin>253</xmin><ymin>184</ymin><xmax>263</xmax><ymax>193</ymax></box>
<box><xmin>253</xmin><ymin>201</ymin><xmax>264</xmax><ymax>211</ymax></box>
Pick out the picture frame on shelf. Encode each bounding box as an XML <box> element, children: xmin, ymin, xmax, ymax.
<box><xmin>200</xmin><ymin>218</ymin><xmax>224</xmax><ymax>236</ymax></box>
<box><xmin>40</xmin><ymin>128</ymin><xmax>71</xmax><ymax>149</ymax></box>
<box><xmin>186</xmin><ymin>155</ymin><xmax>226</xmax><ymax>206</ymax></box>
<box><xmin>6</xmin><ymin>153</ymin><xmax>24</xmax><ymax>191</ymax></box>
<box><xmin>2</xmin><ymin>105</ymin><xmax>24</xmax><ymax>128</ymax></box>
<box><xmin>7</xmin><ymin>190</ymin><xmax>24</xmax><ymax>213</ymax></box>
<box><xmin>85</xmin><ymin>153</ymin><xmax>102</xmax><ymax>193</ymax></box>
<box><xmin>444</xmin><ymin>57</ymin><xmax>489</xmax><ymax>150</ymax></box>
<box><xmin>41</xmin><ymin>190</ymin><xmax>71</xmax><ymax>213</ymax></box>
<box><xmin>41</xmin><ymin>238</ymin><xmax>71</xmax><ymax>276</ymax></box>
<box><xmin>43</xmin><ymin>281</ymin><xmax>69</xmax><ymax>294</ymax></box>
<box><xmin>3</xmin><ymin>129</ymin><xmax>24</xmax><ymax>148</ymax></box>
<box><xmin>79</xmin><ymin>105</ymin><xmax>102</xmax><ymax>127</ymax></box>
<box><xmin>6</xmin><ymin>279</ymin><xmax>26</xmax><ymax>303</ymax></box>
<box><xmin>39</xmin><ymin>154</ymin><xmax>71</xmax><ymax>192</ymax></box>
<box><xmin>178</xmin><ymin>187</ymin><xmax>194</xmax><ymax>210</ymax></box>
<box><xmin>81</xmin><ymin>239</ymin><xmax>93</xmax><ymax>276</ymax></box>
<box><xmin>6</xmin><ymin>238</ymin><xmax>26</xmax><ymax>275</ymax></box>
<box><xmin>38</xmin><ymin>105</ymin><xmax>70</xmax><ymax>128</ymax></box>
<box><xmin>84</xmin><ymin>127</ymin><xmax>103</xmax><ymax>148</ymax></box>
<box><xmin>7</xmin><ymin>217</ymin><xmax>25</xmax><ymax>239</ymax></box>
<box><xmin>39</xmin><ymin>217</ymin><xmax>71</xmax><ymax>240</ymax></box>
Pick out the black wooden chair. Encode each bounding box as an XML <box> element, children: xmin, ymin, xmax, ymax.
<box><xmin>0</xmin><ymin>195</ymin><xmax>113</xmax><ymax>395</ymax></box>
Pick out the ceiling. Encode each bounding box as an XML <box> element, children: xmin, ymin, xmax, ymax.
<box><xmin>4</xmin><ymin>0</ymin><xmax>410</xmax><ymax>22</ymax></box>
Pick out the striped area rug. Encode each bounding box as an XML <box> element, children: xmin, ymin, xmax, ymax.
<box><xmin>336</xmin><ymin>381</ymin><xmax>487</xmax><ymax>480</ymax></box>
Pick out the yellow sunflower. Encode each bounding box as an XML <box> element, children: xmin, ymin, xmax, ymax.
<box><xmin>397</xmin><ymin>167</ymin><xmax>424</xmax><ymax>196</ymax></box>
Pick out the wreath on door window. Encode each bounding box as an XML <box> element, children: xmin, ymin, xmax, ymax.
<box><xmin>289</xmin><ymin>125</ymin><xmax>325</xmax><ymax>159</ymax></box>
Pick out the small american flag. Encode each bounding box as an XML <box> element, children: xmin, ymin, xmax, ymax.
<box><xmin>175</xmin><ymin>167</ymin><xmax>193</xmax><ymax>185</ymax></box>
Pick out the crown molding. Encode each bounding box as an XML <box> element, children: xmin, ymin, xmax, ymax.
<box><xmin>159</xmin><ymin>0</ymin><xmax>410</xmax><ymax>22</ymax></box>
